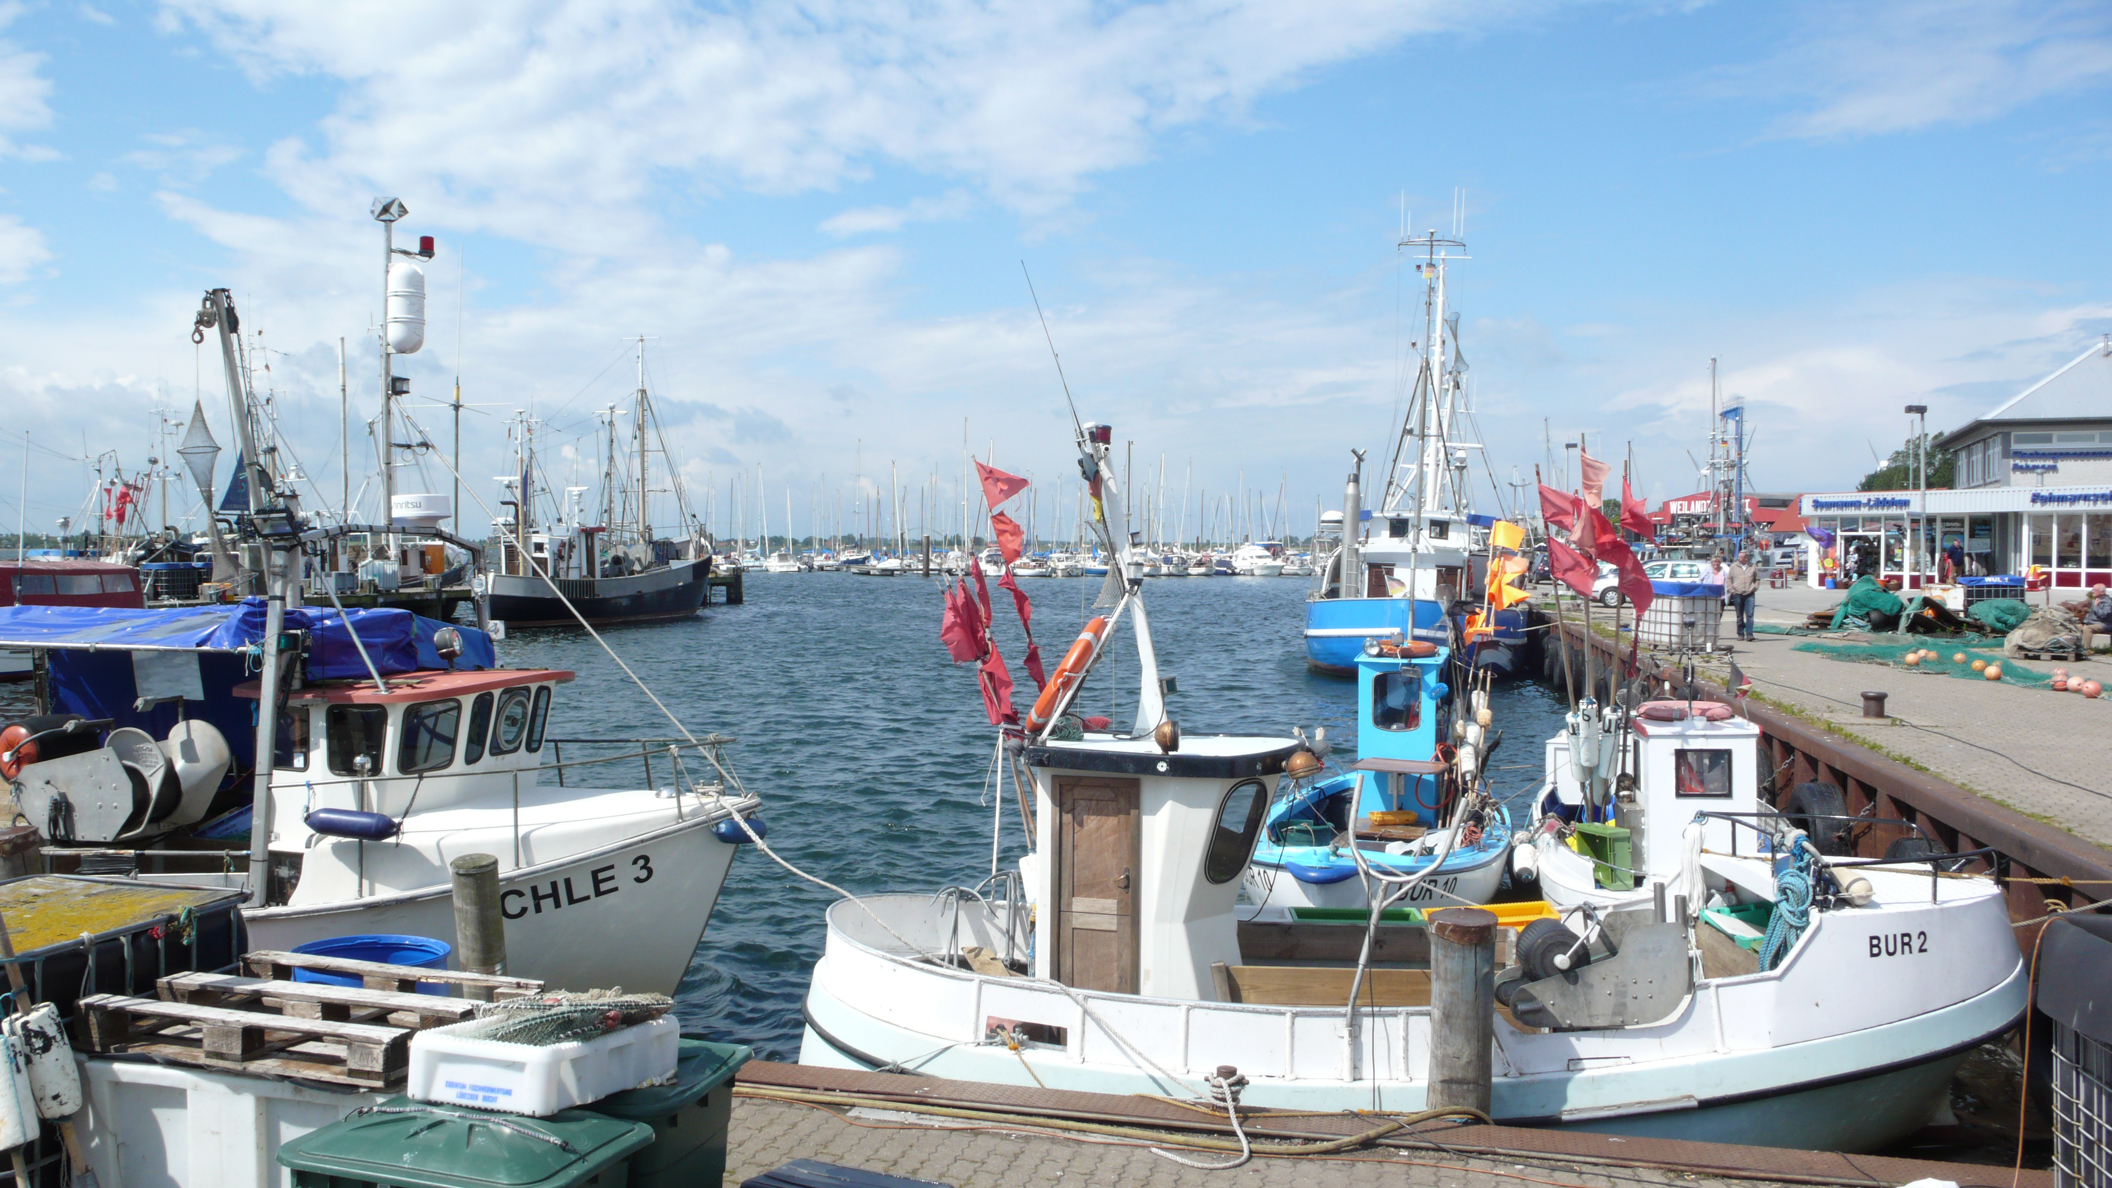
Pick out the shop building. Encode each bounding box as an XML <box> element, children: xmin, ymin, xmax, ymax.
<box><xmin>1798</xmin><ymin>340</ymin><xmax>2112</xmax><ymax>589</ymax></box>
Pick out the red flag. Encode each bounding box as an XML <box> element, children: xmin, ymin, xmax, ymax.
<box><xmin>939</xmin><ymin>579</ymin><xmax>986</xmax><ymax>662</ymax></box>
<box><xmin>1578</xmin><ymin>449</ymin><xmax>1610</xmax><ymax>510</ymax></box>
<box><xmin>990</xmin><ymin>512</ymin><xmax>1025</xmax><ymax>563</ymax></box>
<box><xmin>997</xmin><ymin>569</ymin><xmax>1047</xmax><ymax>690</ymax></box>
<box><xmin>978</xmin><ymin>642</ymin><xmax>1019</xmax><ymax>726</ymax></box>
<box><xmin>1539</xmin><ymin>484</ymin><xmax>1577</xmax><ymax>533</ymax></box>
<box><xmin>975</xmin><ymin>461</ymin><xmax>1029</xmax><ymax>511</ymax></box>
<box><xmin>1585</xmin><ymin>507</ymin><xmax>1654</xmax><ymax>617</ymax></box>
<box><xmin>1620</xmin><ymin>475</ymin><xmax>1655</xmax><ymax>541</ymax></box>
<box><xmin>1548</xmin><ymin>536</ymin><xmax>1596</xmax><ymax>599</ymax></box>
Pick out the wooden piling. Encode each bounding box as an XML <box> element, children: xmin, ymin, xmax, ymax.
<box><xmin>1425</xmin><ymin>906</ymin><xmax>1496</xmax><ymax>1115</ymax></box>
<box><xmin>449</xmin><ymin>854</ymin><xmax>507</xmax><ymax>1002</ymax></box>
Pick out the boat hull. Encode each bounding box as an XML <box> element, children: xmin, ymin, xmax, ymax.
<box><xmin>246</xmin><ymin>812</ymin><xmax>739</xmax><ymax>994</ymax></box>
<box><xmin>486</xmin><ymin>559</ymin><xmax>709</xmax><ymax>627</ymax></box>
<box><xmin>1304</xmin><ymin>596</ymin><xmax>1447</xmax><ymax>676</ymax></box>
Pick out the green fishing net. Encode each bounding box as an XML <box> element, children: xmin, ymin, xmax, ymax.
<box><xmin>1966</xmin><ymin>598</ymin><xmax>2032</xmax><ymax>634</ymax></box>
<box><xmin>1790</xmin><ymin>637</ymin><xmax>2053</xmax><ymax>688</ymax></box>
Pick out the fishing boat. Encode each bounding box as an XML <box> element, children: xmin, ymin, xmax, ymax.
<box><xmin>1305</xmin><ymin>230</ymin><xmax>1516</xmax><ymax>678</ymax></box>
<box><xmin>483</xmin><ymin>342</ymin><xmax>712</xmax><ymax>628</ymax></box>
<box><xmin>0</xmin><ymin>590</ymin><xmax>762</xmax><ymax>994</ymax></box>
<box><xmin>797</xmin><ymin>420</ymin><xmax>2024</xmax><ymax>1153</ymax></box>
<box><xmin>1243</xmin><ymin>636</ymin><xmax>1509</xmax><ymax>920</ymax></box>
<box><xmin>0</xmin><ymin>558</ymin><xmax>146</xmax><ymax>678</ymax></box>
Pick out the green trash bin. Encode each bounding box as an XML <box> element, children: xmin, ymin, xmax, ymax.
<box><xmin>277</xmin><ymin>1096</ymin><xmax>656</xmax><ymax>1188</ymax></box>
<box><xmin>588</xmin><ymin>1036</ymin><xmax>752</xmax><ymax>1188</ymax></box>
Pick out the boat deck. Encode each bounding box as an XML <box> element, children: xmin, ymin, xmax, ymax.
<box><xmin>729</xmin><ymin>1060</ymin><xmax>2043</xmax><ymax>1188</ymax></box>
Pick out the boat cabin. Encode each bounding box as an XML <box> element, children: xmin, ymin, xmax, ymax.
<box><xmin>1351</xmin><ymin>641</ymin><xmax>1452</xmax><ymax>823</ymax></box>
<box><xmin>0</xmin><ymin>560</ymin><xmax>146</xmax><ymax>610</ymax></box>
<box><xmin>1019</xmin><ymin>734</ymin><xmax>1298</xmax><ymax>1001</ymax></box>
<box><xmin>1541</xmin><ymin>702</ymin><xmax>1761</xmax><ymax>883</ymax></box>
<box><xmin>244</xmin><ymin>669</ymin><xmax>574</xmax><ymax>838</ymax></box>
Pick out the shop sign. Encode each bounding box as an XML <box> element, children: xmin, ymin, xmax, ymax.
<box><xmin>1811</xmin><ymin>496</ymin><xmax>1911</xmax><ymax>511</ymax></box>
<box><xmin>2029</xmin><ymin>489</ymin><xmax>2112</xmax><ymax>507</ymax></box>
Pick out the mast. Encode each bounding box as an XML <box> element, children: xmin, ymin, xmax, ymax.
<box><xmin>635</xmin><ymin>337</ymin><xmax>650</xmax><ymax>544</ymax></box>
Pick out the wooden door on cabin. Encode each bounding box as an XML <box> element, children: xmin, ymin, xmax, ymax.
<box><xmin>1365</xmin><ymin>563</ymin><xmax>1395</xmax><ymax>598</ymax></box>
<box><xmin>1055</xmin><ymin>776</ymin><xmax>1140</xmax><ymax>994</ymax></box>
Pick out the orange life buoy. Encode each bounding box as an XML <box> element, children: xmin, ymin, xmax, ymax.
<box><xmin>1026</xmin><ymin>616</ymin><xmax>1109</xmax><ymax>733</ymax></box>
<box><xmin>1373</xmin><ymin>639</ymin><xmax>1438</xmax><ymax>659</ymax></box>
<box><xmin>0</xmin><ymin>724</ymin><xmax>34</xmax><ymax>780</ymax></box>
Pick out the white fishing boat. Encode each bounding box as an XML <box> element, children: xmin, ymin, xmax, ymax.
<box><xmin>761</xmin><ymin>549</ymin><xmax>801</xmax><ymax>573</ymax></box>
<box><xmin>797</xmin><ymin>420</ymin><xmax>2026</xmax><ymax>1153</ymax></box>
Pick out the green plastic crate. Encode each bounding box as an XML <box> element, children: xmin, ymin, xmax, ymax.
<box><xmin>588</xmin><ymin>1037</ymin><xmax>751</xmax><ymax>1188</ymax></box>
<box><xmin>1572</xmin><ymin>822</ymin><xmax>1634</xmax><ymax>892</ymax></box>
<box><xmin>1701</xmin><ymin>902</ymin><xmax>1774</xmax><ymax>953</ymax></box>
<box><xmin>277</xmin><ymin>1097</ymin><xmax>654</xmax><ymax>1188</ymax></box>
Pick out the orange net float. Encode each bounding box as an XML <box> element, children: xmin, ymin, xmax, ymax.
<box><xmin>1025</xmin><ymin>616</ymin><xmax>1109</xmax><ymax>734</ymax></box>
<box><xmin>0</xmin><ymin>723</ymin><xmax>34</xmax><ymax>781</ymax></box>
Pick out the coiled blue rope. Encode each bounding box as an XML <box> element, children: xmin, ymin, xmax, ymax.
<box><xmin>1759</xmin><ymin>843</ymin><xmax>1815</xmax><ymax>972</ymax></box>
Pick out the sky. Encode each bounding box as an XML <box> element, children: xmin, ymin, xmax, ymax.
<box><xmin>0</xmin><ymin>0</ymin><xmax>2108</xmax><ymax>544</ymax></box>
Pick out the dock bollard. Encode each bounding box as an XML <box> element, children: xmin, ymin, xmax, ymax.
<box><xmin>450</xmin><ymin>854</ymin><xmax>507</xmax><ymax>1001</ymax></box>
<box><xmin>1860</xmin><ymin>691</ymin><xmax>1888</xmax><ymax>720</ymax></box>
<box><xmin>1426</xmin><ymin>906</ymin><xmax>1497</xmax><ymax>1115</ymax></box>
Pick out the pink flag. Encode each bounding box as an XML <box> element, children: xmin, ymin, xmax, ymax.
<box><xmin>990</xmin><ymin>512</ymin><xmax>1025</xmax><ymax>563</ymax></box>
<box><xmin>998</xmin><ymin>569</ymin><xmax>1047</xmax><ymax>690</ymax></box>
<box><xmin>975</xmin><ymin>461</ymin><xmax>1029</xmax><ymax>510</ymax></box>
<box><xmin>1578</xmin><ymin>449</ymin><xmax>1610</xmax><ymax>511</ymax></box>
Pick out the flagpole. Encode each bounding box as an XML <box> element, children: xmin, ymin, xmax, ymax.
<box><xmin>1577</xmin><ymin>433</ymin><xmax>1596</xmax><ymax>707</ymax></box>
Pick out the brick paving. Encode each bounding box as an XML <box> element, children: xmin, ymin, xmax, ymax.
<box><xmin>725</xmin><ymin>1096</ymin><xmax>1815</xmax><ymax>1188</ymax></box>
<box><xmin>1557</xmin><ymin>581</ymin><xmax>2112</xmax><ymax>850</ymax></box>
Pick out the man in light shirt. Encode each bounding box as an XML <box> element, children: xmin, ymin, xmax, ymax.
<box><xmin>1725</xmin><ymin>550</ymin><xmax>1760</xmax><ymax>642</ymax></box>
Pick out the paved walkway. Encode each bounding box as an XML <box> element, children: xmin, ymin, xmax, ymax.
<box><xmin>1553</xmin><ymin>582</ymin><xmax>2112</xmax><ymax>850</ymax></box>
<box><xmin>727</xmin><ymin>1096</ymin><xmax>1842</xmax><ymax>1188</ymax></box>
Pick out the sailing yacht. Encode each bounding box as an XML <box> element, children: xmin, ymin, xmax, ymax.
<box><xmin>484</xmin><ymin>342</ymin><xmax>712</xmax><ymax>627</ymax></box>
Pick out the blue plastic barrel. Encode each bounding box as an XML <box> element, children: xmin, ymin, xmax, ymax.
<box><xmin>290</xmin><ymin>934</ymin><xmax>452</xmax><ymax>996</ymax></box>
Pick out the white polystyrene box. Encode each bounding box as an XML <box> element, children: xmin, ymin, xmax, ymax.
<box><xmin>406</xmin><ymin>1014</ymin><xmax>677</xmax><ymax>1117</ymax></box>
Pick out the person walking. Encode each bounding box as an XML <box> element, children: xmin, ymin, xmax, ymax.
<box><xmin>1726</xmin><ymin>550</ymin><xmax>1760</xmax><ymax>642</ymax></box>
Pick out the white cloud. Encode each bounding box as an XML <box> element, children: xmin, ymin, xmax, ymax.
<box><xmin>158</xmin><ymin>0</ymin><xmax>1546</xmax><ymax>245</ymax></box>
<box><xmin>820</xmin><ymin>190</ymin><xmax>975</xmax><ymax>237</ymax></box>
<box><xmin>0</xmin><ymin>1</ymin><xmax>53</xmax><ymax>158</ymax></box>
<box><xmin>0</xmin><ymin>212</ymin><xmax>48</xmax><ymax>283</ymax></box>
<box><xmin>123</xmin><ymin>130</ymin><xmax>243</xmax><ymax>184</ymax></box>
<box><xmin>79</xmin><ymin>4</ymin><xmax>115</xmax><ymax>26</ymax></box>
<box><xmin>1710</xmin><ymin>0</ymin><xmax>2112</xmax><ymax>139</ymax></box>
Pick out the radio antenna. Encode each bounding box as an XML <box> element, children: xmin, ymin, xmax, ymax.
<box><xmin>1021</xmin><ymin>262</ymin><xmax>1086</xmax><ymax>439</ymax></box>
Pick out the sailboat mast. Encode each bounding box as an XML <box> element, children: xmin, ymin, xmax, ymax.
<box><xmin>634</xmin><ymin>338</ymin><xmax>650</xmax><ymax>543</ymax></box>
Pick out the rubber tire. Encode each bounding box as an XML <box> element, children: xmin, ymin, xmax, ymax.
<box><xmin>1516</xmin><ymin>917</ymin><xmax>1589</xmax><ymax>982</ymax></box>
<box><xmin>1599</xmin><ymin>587</ymin><xmax>1621</xmax><ymax>608</ymax></box>
<box><xmin>1884</xmin><ymin>836</ymin><xmax>1941</xmax><ymax>862</ymax></box>
<box><xmin>1783</xmin><ymin>781</ymin><xmax>1852</xmax><ymax>856</ymax></box>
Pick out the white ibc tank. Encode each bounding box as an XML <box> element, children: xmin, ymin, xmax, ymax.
<box><xmin>386</xmin><ymin>260</ymin><xmax>426</xmax><ymax>354</ymax></box>
<box><xmin>391</xmin><ymin>492</ymin><xmax>451</xmax><ymax>530</ymax></box>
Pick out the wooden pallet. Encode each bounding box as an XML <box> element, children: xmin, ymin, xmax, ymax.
<box><xmin>242</xmin><ymin>950</ymin><xmax>544</xmax><ymax>999</ymax></box>
<box><xmin>78</xmin><ymin>992</ymin><xmax>413</xmax><ymax>1087</ymax></box>
<box><xmin>73</xmin><ymin>953</ymin><xmax>548</xmax><ymax>1088</ymax></box>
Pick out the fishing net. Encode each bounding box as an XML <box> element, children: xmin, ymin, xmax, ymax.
<box><xmin>1827</xmin><ymin>576</ymin><xmax>1903</xmax><ymax>631</ymax></box>
<box><xmin>1967</xmin><ymin>598</ymin><xmax>2032</xmax><ymax>634</ymax></box>
<box><xmin>453</xmin><ymin>989</ymin><xmax>675</xmax><ymax>1046</ymax></box>
<box><xmin>1790</xmin><ymin>637</ymin><xmax>2054</xmax><ymax>688</ymax></box>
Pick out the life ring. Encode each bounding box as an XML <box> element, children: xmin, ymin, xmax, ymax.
<box><xmin>1372</xmin><ymin>638</ymin><xmax>1439</xmax><ymax>659</ymax></box>
<box><xmin>0</xmin><ymin>724</ymin><xmax>33</xmax><ymax>780</ymax></box>
<box><xmin>1026</xmin><ymin>616</ymin><xmax>1109</xmax><ymax>734</ymax></box>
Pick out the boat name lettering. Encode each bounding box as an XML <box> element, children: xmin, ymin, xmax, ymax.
<box><xmin>500</xmin><ymin>861</ymin><xmax>633</xmax><ymax>919</ymax></box>
<box><xmin>1868</xmin><ymin>931</ymin><xmax>1927</xmax><ymax>958</ymax></box>
<box><xmin>1404</xmin><ymin>877</ymin><xmax>1460</xmax><ymax>903</ymax></box>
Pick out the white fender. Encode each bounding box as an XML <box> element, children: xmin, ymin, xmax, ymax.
<box><xmin>0</xmin><ymin>1030</ymin><xmax>36</xmax><ymax>1149</ymax></box>
<box><xmin>1510</xmin><ymin>836</ymin><xmax>1540</xmax><ymax>885</ymax></box>
<box><xmin>10</xmin><ymin>1005</ymin><xmax>80</xmax><ymax>1118</ymax></box>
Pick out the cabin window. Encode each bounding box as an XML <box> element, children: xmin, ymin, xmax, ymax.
<box><xmin>463</xmin><ymin>693</ymin><xmax>494</xmax><ymax>765</ymax></box>
<box><xmin>326</xmin><ymin>706</ymin><xmax>389</xmax><ymax>776</ymax></box>
<box><xmin>526</xmin><ymin>686</ymin><xmax>551</xmax><ymax>753</ymax></box>
<box><xmin>1204</xmin><ymin>779</ymin><xmax>1268</xmax><ymax>884</ymax></box>
<box><xmin>12</xmin><ymin>575</ymin><xmax>52</xmax><ymax>596</ymax></box>
<box><xmin>398</xmin><ymin>699</ymin><xmax>462</xmax><ymax>775</ymax></box>
<box><xmin>489</xmin><ymin>688</ymin><xmax>533</xmax><ymax>756</ymax></box>
<box><xmin>1673</xmin><ymin>749</ymin><xmax>1733</xmax><ymax>798</ymax></box>
<box><xmin>1371</xmin><ymin>670</ymin><xmax>1421</xmax><ymax>731</ymax></box>
<box><xmin>100</xmin><ymin>573</ymin><xmax>135</xmax><ymax>593</ymax></box>
<box><xmin>274</xmin><ymin>708</ymin><xmax>309</xmax><ymax>771</ymax></box>
<box><xmin>56</xmin><ymin>575</ymin><xmax>101</xmax><ymax>595</ymax></box>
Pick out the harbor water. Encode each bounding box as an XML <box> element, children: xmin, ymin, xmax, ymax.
<box><xmin>497</xmin><ymin>572</ymin><xmax>1570</xmax><ymax>1059</ymax></box>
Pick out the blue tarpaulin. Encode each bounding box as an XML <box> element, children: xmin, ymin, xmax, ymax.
<box><xmin>0</xmin><ymin>601</ymin><xmax>496</xmax><ymax>785</ymax></box>
<box><xmin>0</xmin><ymin>600</ymin><xmax>494</xmax><ymax>678</ymax></box>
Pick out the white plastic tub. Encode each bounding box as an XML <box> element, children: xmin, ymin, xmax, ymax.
<box><xmin>407</xmin><ymin>1014</ymin><xmax>678</xmax><ymax>1116</ymax></box>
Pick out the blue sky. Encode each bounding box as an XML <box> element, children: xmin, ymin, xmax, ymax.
<box><xmin>0</xmin><ymin>0</ymin><xmax>2107</xmax><ymax>541</ymax></box>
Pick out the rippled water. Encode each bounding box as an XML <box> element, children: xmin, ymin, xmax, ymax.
<box><xmin>498</xmin><ymin>572</ymin><xmax>1571</xmax><ymax>1060</ymax></box>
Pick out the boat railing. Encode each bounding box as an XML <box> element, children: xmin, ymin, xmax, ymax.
<box><xmin>1695</xmin><ymin>809</ymin><xmax>1998</xmax><ymax>902</ymax></box>
<box><xmin>544</xmin><ymin>735</ymin><xmax>737</xmax><ymax>790</ymax></box>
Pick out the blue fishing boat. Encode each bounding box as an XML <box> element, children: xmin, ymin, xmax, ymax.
<box><xmin>1244</xmin><ymin>633</ymin><xmax>1511</xmax><ymax>920</ymax></box>
<box><xmin>1304</xmin><ymin>230</ymin><xmax>1487</xmax><ymax>677</ymax></box>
